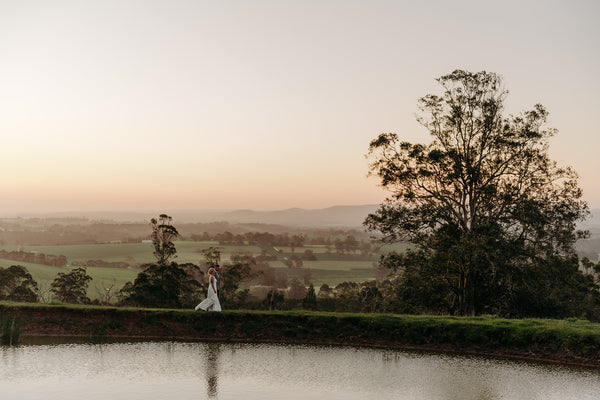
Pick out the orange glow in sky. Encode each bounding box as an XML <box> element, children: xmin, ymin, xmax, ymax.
<box><xmin>1</xmin><ymin>1</ymin><xmax>599</xmax><ymax>214</ymax></box>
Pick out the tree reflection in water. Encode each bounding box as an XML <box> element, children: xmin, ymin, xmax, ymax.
<box><xmin>1</xmin><ymin>341</ymin><xmax>598</xmax><ymax>400</ymax></box>
<box><xmin>205</xmin><ymin>343</ymin><xmax>221</xmax><ymax>398</ymax></box>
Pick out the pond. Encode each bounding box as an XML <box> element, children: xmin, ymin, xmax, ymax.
<box><xmin>1</xmin><ymin>341</ymin><xmax>599</xmax><ymax>400</ymax></box>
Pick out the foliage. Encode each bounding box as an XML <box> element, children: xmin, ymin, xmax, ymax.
<box><xmin>506</xmin><ymin>255</ymin><xmax>600</xmax><ymax>321</ymax></box>
<box><xmin>3</xmin><ymin>303</ymin><xmax>599</xmax><ymax>365</ymax></box>
<box><xmin>3</xmin><ymin>241</ymin><xmax>380</xmax><ymax>303</ymax></box>
<box><xmin>317</xmin><ymin>283</ymin><xmax>333</xmax><ymax>298</ymax></box>
<box><xmin>218</xmin><ymin>254</ymin><xmax>254</xmax><ymax>308</ymax></box>
<box><xmin>288</xmin><ymin>278</ymin><xmax>306</xmax><ymax>299</ymax></box>
<box><xmin>358</xmin><ymin>283</ymin><xmax>383</xmax><ymax>313</ymax></box>
<box><xmin>0</xmin><ymin>250</ymin><xmax>67</xmax><ymax>267</ymax></box>
<box><xmin>263</xmin><ymin>289</ymin><xmax>285</xmax><ymax>311</ymax></box>
<box><xmin>302</xmin><ymin>283</ymin><xmax>317</xmax><ymax>310</ymax></box>
<box><xmin>365</xmin><ymin>69</ymin><xmax>594</xmax><ymax>317</ymax></box>
<box><xmin>150</xmin><ymin>214</ymin><xmax>179</xmax><ymax>265</ymax></box>
<box><xmin>119</xmin><ymin>216</ymin><xmax>204</xmax><ymax>309</ymax></box>
<box><xmin>0</xmin><ymin>314</ymin><xmax>20</xmax><ymax>346</ymax></box>
<box><xmin>119</xmin><ymin>262</ymin><xmax>202</xmax><ymax>308</ymax></box>
<box><xmin>201</xmin><ymin>246</ymin><xmax>221</xmax><ymax>267</ymax></box>
<box><xmin>50</xmin><ymin>267</ymin><xmax>92</xmax><ymax>304</ymax></box>
<box><xmin>0</xmin><ymin>265</ymin><xmax>38</xmax><ymax>303</ymax></box>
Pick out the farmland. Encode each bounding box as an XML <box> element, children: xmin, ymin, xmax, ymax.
<box><xmin>0</xmin><ymin>241</ymin><xmax>411</xmax><ymax>300</ymax></box>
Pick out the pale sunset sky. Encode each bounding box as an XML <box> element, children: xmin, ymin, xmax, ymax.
<box><xmin>1</xmin><ymin>0</ymin><xmax>599</xmax><ymax>215</ymax></box>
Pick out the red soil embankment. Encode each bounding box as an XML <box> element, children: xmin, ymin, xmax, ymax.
<box><xmin>1</xmin><ymin>304</ymin><xmax>599</xmax><ymax>368</ymax></box>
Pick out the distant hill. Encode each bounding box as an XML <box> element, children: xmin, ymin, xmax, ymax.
<box><xmin>6</xmin><ymin>206</ymin><xmax>599</xmax><ymax>232</ymax></box>
<box><xmin>7</xmin><ymin>205</ymin><xmax>381</xmax><ymax>228</ymax></box>
<box><xmin>580</xmin><ymin>209</ymin><xmax>600</xmax><ymax>233</ymax></box>
<box><xmin>160</xmin><ymin>205</ymin><xmax>380</xmax><ymax>228</ymax></box>
<box><xmin>191</xmin><ymin>205</ymin><xmax>380</xmax><ymax>228</ymax></box>
<box><xmin>4</xmin><ymin>206</ymin><xmax>600</xmax><ymax>260</ymax></box>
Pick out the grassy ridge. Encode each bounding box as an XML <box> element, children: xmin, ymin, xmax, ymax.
<box><xmin>1</xmin><ymin>302</ymin><xmax>599</xmax><ymax>367</ymax></box>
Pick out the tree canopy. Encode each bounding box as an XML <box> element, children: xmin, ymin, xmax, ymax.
<box><xmin>120</xmin><ymin>215</ymin><xmax>202</xmax><ymax>308</ymax></box>
<box><xmin>0</xmin><ymin>265</ymin><xmax>38</xmax><ymax>303</ymax></box>
<box><xmin>50</xmin><ymin>267</ymin><xmax>92</xmax><ymax>304</ymax></box>
<box><xmin>119</xmin><ymin>262</ymin><xmax>202</xmax><ymax>308</ymax></box>
<box><xmin>365</xmin><ymin>70</ymin><xmax>597</xmax><ymax>318</ymax></box>
<box><xmin>151</xmin><ymin>214</ymin><xmax>179</xmax><ymax>265</ymax></box>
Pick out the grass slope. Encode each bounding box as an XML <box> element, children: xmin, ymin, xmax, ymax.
<box><xmin>1</xmin><ymin>303</ymin><xmax>599</xmax><ymax>367</ymax></box>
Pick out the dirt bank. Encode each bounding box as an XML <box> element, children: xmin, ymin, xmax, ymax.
<box><xmin>1</xmin><ymin>304</ymin><xmax>599</xmax><ymax>368</ymax></box>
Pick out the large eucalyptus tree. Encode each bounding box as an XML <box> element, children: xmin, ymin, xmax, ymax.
<box><xmin>365</xmin><ymin>70</ymin><xmax>589</xmax><ymax>316</ymax></box>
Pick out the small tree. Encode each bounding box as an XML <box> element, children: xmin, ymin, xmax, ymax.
<box><xmin>219</xmin><ymin>255</ymin><xmax>254</xmax><ymax>308</ymax></box>
<box><xmin>359</xmin><ymin>283</ymin><xmax>382</xmax><ymax>313</ymax></box>
<box><xmin>263</xmin><ymin>289</ymin><xmax>284</xmax><ymax>311</ymax></box>
<box><xmin>302</xmin><ymin>249</ymin><xmax>317</xmax><ymax>261</ymax></box>
<box><xmin>288</xmin><ymin>278</ymin><xmax>306</xmax><ymax>299</ymax></box>
<box><xmin>302</xmin><ymin>283</ymin><xmax>317</xmax><ymax>310</ymax></box>
<box><xmin>121</xmin><ymin>216</ymin><xmax>203</xmax><ymax>308</ymax></box>
<box><xmin>0</xmin><ymin>265</ymin><xmax>38</xmax><ymax>303</ymax></box>
<box><xmin>317</xmin><ymin>283</ymin><xmax>333</xmax><ymax>299</ymax></box>
<box><xmin>119</xmin><ymin>262</ymin><xmax>201</xmax><ymax>308</ymax></box>
<box><xmin>302</xmin><ymin>268</ymin><xmax>312</xmax><ymax>285</ymax></box>
<box><xmin>201</xmin><ymin>247</ymin><xmax>221</xmax><ymax>267</ymax></box>
<box><xmin>95</xmin><ymin>279</ymin><xmax>118</xmax><ymax>305</ymax></box>
<box><xmin>151</xmin><ymin>214</ymin><xmax>179</xmax><ymax>265</ymax></box>
<box><xmin>50</xmin><ymin>267</ymin><xmax>92</xmax><ymax>304</ymax></box>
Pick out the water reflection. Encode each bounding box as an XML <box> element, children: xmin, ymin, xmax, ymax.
<box><xmin>205</xmin><ymin>343</ymin><xmax>220</xmax><ymax>398</ymax></box>
<box><xmin>0</xmin><ymin>341</ymin><xmax>598</xmax><ymax>400</ymax></box>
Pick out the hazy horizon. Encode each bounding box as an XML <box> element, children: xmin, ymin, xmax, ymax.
<box><xmin>0</xmin><ymin>203</ymin><xmax>379</xmax><ymax>218</ymax></box>
<box><xmin>2</xmin><ymin>0</ymin><xmax>599</xmax><ymax>214</ymax></box>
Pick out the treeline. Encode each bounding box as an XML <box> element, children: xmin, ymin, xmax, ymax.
<box><xmin>0</xmin><ymin>250</ymin><xmax>133</xmax><ymax>270</ymax></box>
<box><xmin>0</xmin><ymin>265</ymin><xmax>89</xmax><ymax>304</ymax></box>
<box><xmin>0</xmin><ymin>221</ymin><xmax>146</xmax><ymax>246</ymax></box>
<box><xmin>2</xmin><ymin>209</ymin><xmax>598</xmax><ymax>322</ymax></box>
<box><xmin>191</xmin><ymin>231</ymin><xmax>376</xmax><ymax>255</ymax></box>
<box><xmin>0</xmin><ymin>250</ymin><xmax>67</xmax><ymax>267</ymax></box>
<box><xmin>2</xmin><ymin>251</ymin><xmax>600</xmax><ymax>322</ymax></box>
<box><xmin>0</xmin><ymin>218</ymin><xmax>369</xmax><ymax>246</ymax></box>
<box><xmin>191</xmin><ymin>231</ymin><xmax>307</xmax><ymax>247</ymax></box>
<box><xmin>76</xmin><ymin>260</ymin><xmax>132</xmax><ymax>269</ymax></box>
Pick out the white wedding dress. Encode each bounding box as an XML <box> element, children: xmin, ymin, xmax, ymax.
<box><xmin>195</xmin><ymin>275</ymin><xmax>221</xmax><ymax>312</ymax></box>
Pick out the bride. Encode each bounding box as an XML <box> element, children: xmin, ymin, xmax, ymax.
<box><xmin>194</xmin><ymin>267</ymin><xmax>222</xmax><ymax>312</ymax></box>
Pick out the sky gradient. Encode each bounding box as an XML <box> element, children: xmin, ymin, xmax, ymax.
<box><xmin>1</xmin><ymin>0</ymin><xmax>599</xmax><ymax>215</ymax></box>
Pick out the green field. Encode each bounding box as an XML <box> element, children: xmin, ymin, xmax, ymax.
<box><xmin>0</xmin><ymin>241</ymin><xmax>387</xmax><ymax>300</ymax></box>
<box><xmin>0</xmin><ymin>241</ymin><xmax>261</xmax><ymax>265</ymax></box>
<box><xmin>0</xmin><ymin>258</ymin><xmax>141</xmax><ymax>300</ymax></box>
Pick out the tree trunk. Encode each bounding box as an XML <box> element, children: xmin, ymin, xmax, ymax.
<box><xmin>457</xmin><ymin>269</ymin><xmax>476</xmax><ymax>316</ymax></box>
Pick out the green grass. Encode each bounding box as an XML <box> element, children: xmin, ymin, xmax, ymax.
<box><xmin>0</xmin><ymin>259</ymin><xmax>140</xmax><ymax>300</ymax></box>
<box><xmin>0</xmin><ymin>243</ymin><xmax>154</xmax><ymax>263</ymax></box>
<box><xmin>300</xmin><ymin>260</ymin><xmax>376</xmax><ymax>271</ymax></box>
<box><xmin>283</xmin><ymin>267</ymin><xmax>375</xmax><ymax>287</ymax></box>
<box><xmin>2</xmin><ymin>303</ymin><xmax>599</xmax><ymax>365</ymax></box>
<box><xmin>0</xmin><ymin>241</ymin><xmax>389</xmax><ymax>299</ymax></box>
<box><xmin>0</xmin><ymin>259</ymin><xmax>65</xmax><ymax>283</ymax></box>
<box><xmin>0</xmin><ymin>241</ymin><xmax>263</xmax><ymax>265</ymax></box>
<box><xmin>379</xmin><ymin>242</ymin><xmax>413</xmax><ymax>253</ymax></box>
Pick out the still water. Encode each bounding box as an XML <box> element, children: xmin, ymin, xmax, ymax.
<box><xmin>1</xmin><ymin>341</ymin><xmax>599</xmax><ymax>400</ymax></box>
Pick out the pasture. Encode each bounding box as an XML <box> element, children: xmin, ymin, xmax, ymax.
<box><xmin>0</xmin><ymin>240</ymin><xmax>399</xmax><ymax>300</ymax></box>
<box><xmin>0</xmin><ymin>241</ymin><xmax>262</xmax><ymax>265</ymax></box>
<box><xmin>0</xmin><ymin>258</ymin><xmax>141</xmax><ymax>300</ymax></box>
